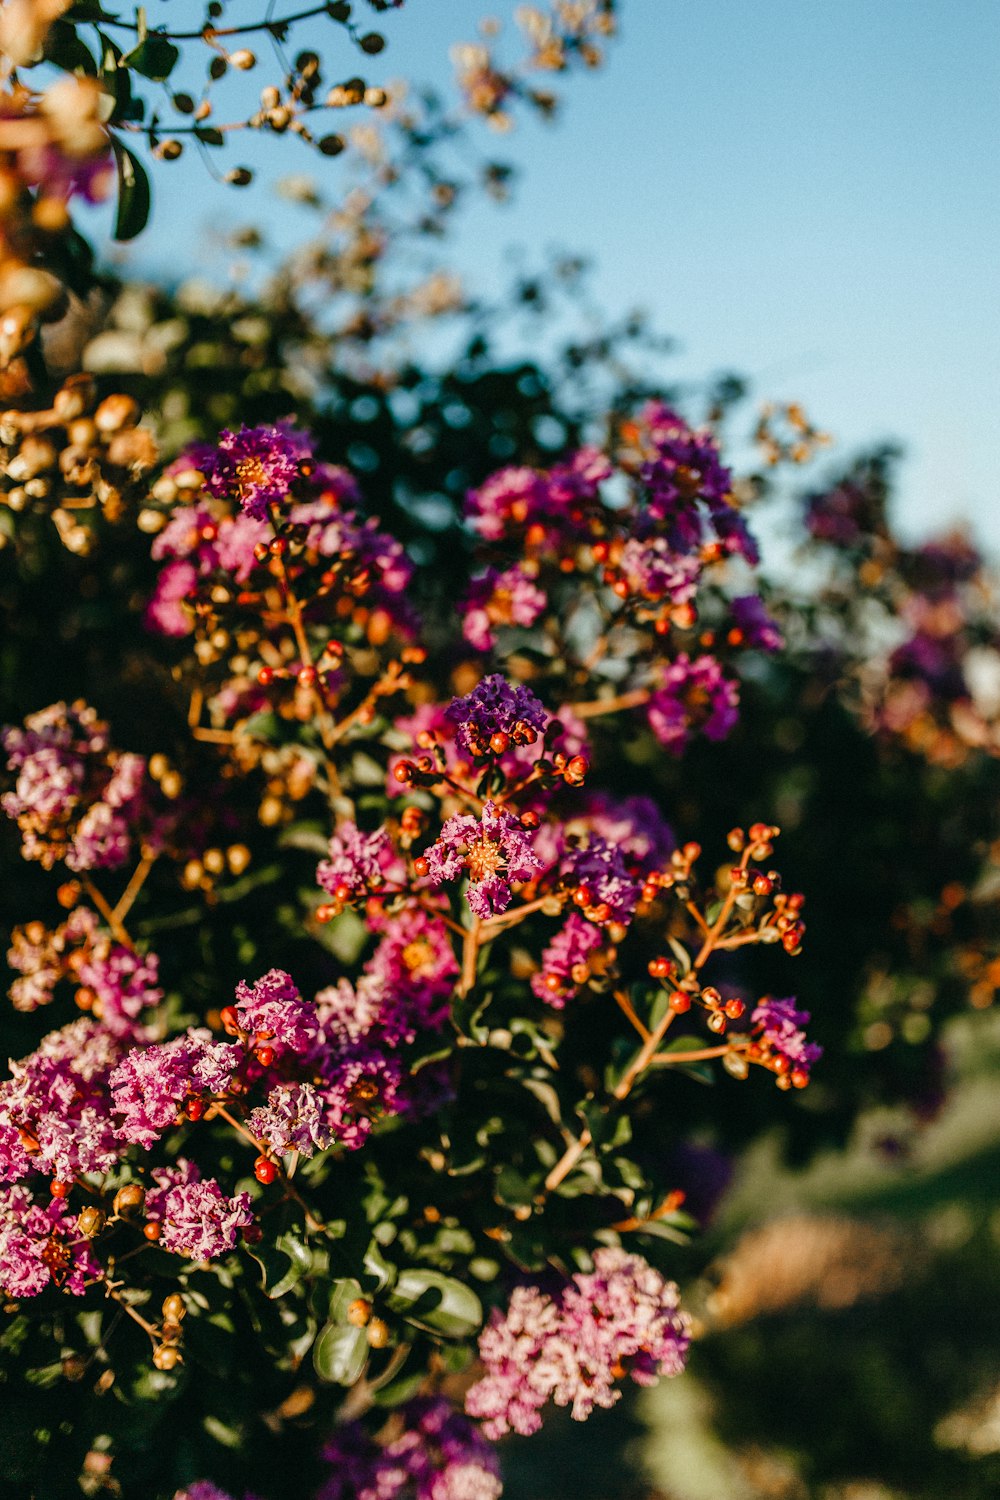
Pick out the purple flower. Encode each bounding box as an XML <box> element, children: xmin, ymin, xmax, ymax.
<box><xmin>422</xmin><ymin>801</ymin><xmax>541</xmax><ymax>919</ymax></box>
<box><xmin>0</xmin><ymin>1184</ymin><xmax>100</xmax><ymax>1298</ymax></box>
<box><xmin>531</xmin><ymin>912</ymin><xmax>604</xmax><ymax>1006</ymax></box>
<box><xmin>201</xmin><ymin>422</ymin><xmax>314</xmax><ymax>521</ymax></box>
<box><xmin>730</xmin><ymin>595</ymin><xmax>784</xmax><ymax>653</ymax></box>
<box><xmin>110</xmin><ymin>1030</ymin><xmax>239</xmax><ymax>1148</ymax></box>
<box><xmin>466</xmin><ymin>1248</ymin><xmax>690</xmax><ymax>1439</ymax></box>
<box><xmin>319</xmin><ymin>1397</ymin><xmax>502</xmax><ymax>1500</ymax></box>
<box><xmin>561</xmin><ymin>834</ymin><xmax>643</xmax><ymax>925</ymax></box>
<box><xmin>314</xmin><ymin>1044</ymin><xmax>407</xmax><ymax>1151</ymax></box>
<box><xmin>751</xmin><ymin>997</ymin><xmax>822</xmax><ymax>1079</ymax></box>
<box><xmin>446</xmin><ymin>675</ymin><xmax>548</xmax><ymax>759</ymax></box>
<box><xmin>646</xmin><ymin>653</ymin><xmax>740</xmax><ymax>754</ymax></box>
<box><xmin>145</xmin><ymin>1161</ymin><xmax>253</xmax><ymax>1260</ymax></box>
<box><xmin>234</xmin><ymin>969</ymin><xmax>317</xmax><ymax>1056</ymax></box>
<box><xmin>461</xmin><ymin>565</ymin><xmax>546</xmax><ymax>651</ymax></box>
<box><xmin>317</xmin><ymin>822</ymin><xmax>396</xmax><ymax>902</ymax></box>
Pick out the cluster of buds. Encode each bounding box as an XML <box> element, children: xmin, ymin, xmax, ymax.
<box><xmin>1</xmin><ymin>378</ymin><xmax>157</xmax><ymax>547</ymax></box>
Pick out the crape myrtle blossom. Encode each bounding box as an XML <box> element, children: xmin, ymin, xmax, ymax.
<box><xmin>248</xmin><ymin>1082</ymin><xmax>331</xmax><ymax>1159</ymax></box>
<box><xmin>233</xmin><ymin>968</ymin><xmax>318</xmax><ymax>1056</ymax></box>
<box><xmin>646</xmin><ymin>653</ymin><xmax>740</xmax><ymax>754</ymax></box>
<box><xmin>201</xmin><ymin>422</ymin><xmax>315</xmax><ymax>522</ymax></box>
<box><xmin>616</xmin><ymin>536</ymin><xmax>701</xmax><ymax>606</ymax></box>
<box><xmin>144</xmin><ymin>1160</ymin><xmax>253</xmax><ymax>1260</ymax></box>
<box><xmin>76</xmin><ymin>943</ymin><xmax>162</xmax><ymax>1037</ymax></box>
<box><xmin>638</xmin><ymin>401</ymin><xmax>758</xmax><ymax>565</ymax></box>
<box><xmin>445</xmin><ymin>675</ymin><xmax>548</xmax><ymax>759</ymax></box>
<box><xmin>0</xmin><ymin>1018</ymin><xmax>122</xmax><ymax>1183</ymax></box>
<box><xmin>461</xmin><ymin>564</ymin><xmax>547</xmax><ymax>651</ymax></box>
<box><xmin>319</xmin><ymin>1396</ymin><xmax>502</xmax><ymax>1500</ymax></box>
<box><xmin>7</xmin><ymin>906</ymin><xmax>99</xmax><ymax>1013</ymax></box>
<box><xmin>1</xmin><ymin>700</ymin><xmax>151</xmax><ymax>871</ymax></box>
<box><xmin>0</xmin><ymin>1185</ymin><xmax>100</xmax><ymax>1298</ymax></box>
<box><xmin>730</xmin><ymin>594</ymin><xmax>784</xmax><ymax>653</ymax></box>
<box><xmin>561</xmin><ymin>834</ymin><xmax>643</xmax><ymax>925</ymax></box>
<box><xmin>750</xmin><ymin>997</ymin><xmax>822</xmax><ymax>1081</ymax></box>
<box><xmin>110</xmin><ymin>1030</ymin><xmax>240</xmax><ymax>1149</ymax></box>
<box><xmin>465</xmin><ymin>1248</ymin><xmax>690</xmax><ymax>1438</ymax></box>
<box><xmin>145</xmin><ymin>453</ymin><xmax>413</xmax><ymax>642</ymax></box>
<box><xmin>530</xmin><ymin>911</ymin><xmax>604</xmax><ymax>1006</ymax></box>
<box><xmin>463</xmin><ymin>450</ymin><xmax>611</xmax><ymax>549</ymax></box>
<box><xmin>420</xmin><ymin>801</ymin><xmax>541</xmax><ymax>919</ymax></box>
<box><xmin>317</xmin><ymin>822</ymin><xmax>398</xmax><ymax>904</ymax></box>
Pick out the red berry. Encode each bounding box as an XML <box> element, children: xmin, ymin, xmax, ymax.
<box><xmin>254</xmin><ymin>1156</ymin><xmax>277</xmax><ymax>1185</ymax></box>
<box><xmin>669</xmin><ymin>990</ymin><xmax>691</xmax><ymax>1013</ymax></box>
<box><xmin>648</xmin><ymin>956</ymin><xmax>671</xmax><ymax>980</ymax></box>
<box><xmin>255</xmin><ymin>1045</ymin><xmax>275</xmax><ymax>1068</ymax></box>
<box><xmin>489</xmin><ymin>732</ymin><xmax>509</xmax><ymax>754</ymax></box>
<box><xmin>298</xmin><ymin>665</ymin><xmax>317</xmax><ymax>688</ymax></box>
<box><xmin>185</xmin><ymin>1098</ymin><xmax>205</xmax><ymax>1121</ymax></box>
<box><xmin>413</xmin><ymin>857</ymin><xmax>430</xmax><ymax>878</ymax></box>
<box><xmin>49</xmin><ymin>1179</ymin><xmax>69</xmax><ymax>1199</ymax></box>
<box><xmin>253</xmin><ymin>541</ymin><xmax>270</xmax><ymax>562</ymax></box>
<box><xmin>258</xmin><ymin>666</ymin><xmax>274</xmax><ymax>687</ymax></box>
<box><xmin>220</xmin><ymin>1005</ymin><xmax>240</xmax><ymax>1035</ymax></box>
<box><xmin>520</xmin><ymin>810</ymin><xmax>540</xmax><ymax>830</ymax></box>
<box><xmin>724</xmin><ymin>998</ymin><xmax>746</xmax><ymax>1020</ymax></box>
<box><xmin>393</xmin><ymin>760</ymin><xmax>414</xmax><ymax>784</ymax></box>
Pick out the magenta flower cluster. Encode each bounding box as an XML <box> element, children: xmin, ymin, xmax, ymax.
<box><xmin>751</xmin><ymin>997</ymin><xmax>822</xmax><ymax>1078</ymax></box>
<box><xmin>320</xmin><ymin>1397</ymin><xmax>502</xmax><ymax>1500</ymax></box>
<box><xmin>1</xmin><ymin>700</ymin><xmax>151</xmax><ymax>870</ymax></box>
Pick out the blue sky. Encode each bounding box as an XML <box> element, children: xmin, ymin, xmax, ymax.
<box><xmin>92</xmin><ymin>0</ymin><xmax>1000</xmax><ymax>546</ymax></box>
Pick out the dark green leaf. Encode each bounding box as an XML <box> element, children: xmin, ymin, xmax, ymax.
<box><xmin>313</xmin><ymin>1322</ymin><xmax>368</xmax><ymax>1384</ymax></box>
<box><xmin>123</xmin><ymin>32</ymin><xmax>180</xmax><ymax>81</ymax></box>
<box><xmin>110</xmin><ymin>137</ymin><xmax>151</xmax><ymax>241</ymax></box>
<box><xmin>388</xmin><ymin>1269</ymin><xmax>482</xmax><ymax>1338</ymax></box>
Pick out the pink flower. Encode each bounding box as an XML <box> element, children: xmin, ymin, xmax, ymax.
<box><xmin>421</xmin><ymin>801</ymin><xmax>540</xmax><ymax>919</ymax></box>
<box><xmin>646</xmin><ymin>653</ymin><xmax>740</xmax><ymax>754</ymax></box>
<box><xmin>530</xmin><ymin>912</ymin><xmax>604</xmax><ymax>1006</ymax></box>
<box><xmin>0</xmin><ymin>1018</ymin><xmax>123</xmax><ymax>1182</ymax></box>
<box><xmin>0</xmin><ymin>1184</ymin><xmax>99</xmax><ymax>1297</ymax></box>
<box><xmin>248</xmin><ymin>1082</ymin><xmax>331</xmax><ymax>1158</ymax></box>
<box><xmin>319</xmin><ymin>1397</ymin><xmax>501</xmax><ymax>1500</ymax></box>
<box><xmin>461</xmin><ymin>565</ymin><xmax>546</xmax><ymax>651</ymax></box>
<box><xmin>234</xmin><ymin>969</ymin><xmax>317</xmax><ymax>1056</ymax></box>
<box><xmin>317</xmin><ymin>822</ymin><xmax>396</xmax><ymax>903</ymax></box>
<box><xmin>145</xmin><ymin>1161</ymin><xmax>252</xmax><ymax>1260</ymax></box>
<box><xmin>110</xmin><ymin>1030</ymin><xmax>239</xmax><ymax>1148</ymax></box>
<box><xmin>77</xmin><ymin>944</ymin><xmax>161</xmax><ymax>1037</ymax></box>
<box><xmin>466</xmin><ymin>1249</ymin><xmax>690</xmax><ymax>1439</ymax></box>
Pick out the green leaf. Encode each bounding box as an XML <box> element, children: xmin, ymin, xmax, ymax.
<box><xmin>388</xmin><ymin>1270</ymin><xmax>482</xmax><ymax>1338</ymax></box>
<box><xmin>495</xmin><ymin>1165</ymin><xmax>536</xmax><ymax>1207</ymax></box>
<box><xmin>245</xmin><ymin>1232</ymin><xmax>312</xmax><ymax>1298</ymax></box>
<box><xmin>123</xmin><ymin>32</ymin><xmax>180</xmax><ymax>81</ymax></box>
<box><xmin>110</xmin><ymin>137</ymin><xmax>151</xmax><ymax>241</ymax></box>
<box><xmin>313</xmin><ymin>1322</ymin><xmax>368</xmax><ymax>1385</ymax></box>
